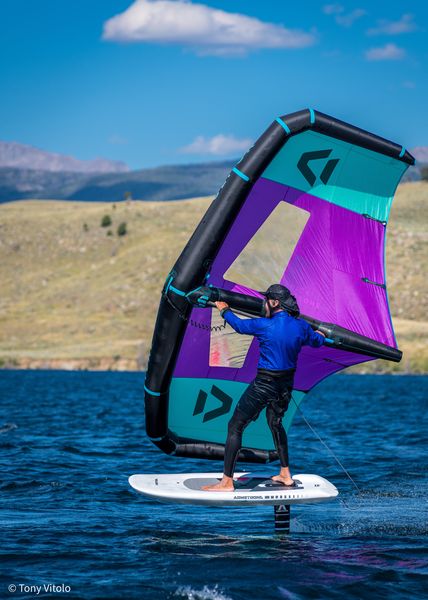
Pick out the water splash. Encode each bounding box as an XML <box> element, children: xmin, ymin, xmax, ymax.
<box><xmin>174</xmin><ymin>585</ymin><xmax>233</xmax><ymax>600</ymax></box>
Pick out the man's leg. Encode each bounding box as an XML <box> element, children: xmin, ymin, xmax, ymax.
<box><xmin>201</xmin><ymin>408</ymin><xmax>253</xmax><ymax>491</ymax></box>
<box><xmin>266</xmin><ymin>405</ymin><xmax>294</xmax><ymax>485</ymax></box>
<box><xmin>202</xmin><ymin>380</ymin><xmax>266</xmax><ymax>491</ymax></box>
<box><xmin>267</xmin><ymin>379</ymin><xmax>295</xmax><ymax>486</ymax></box>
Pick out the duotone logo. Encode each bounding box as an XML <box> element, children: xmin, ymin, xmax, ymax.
<box><xmin>297</xmin><ymin>150</ymin><xmax>339</xmax><ymax>186</ymax></box>
<box><xmin>193</xmin><ymin>385</ymin><xmax>233</xmax><ymax>422</ymax></box>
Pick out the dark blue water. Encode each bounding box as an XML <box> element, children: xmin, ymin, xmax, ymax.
<box><xmin>0</xmin><ymin>372</ymin><xmax>427</xmax><ymax>600</ymax></box>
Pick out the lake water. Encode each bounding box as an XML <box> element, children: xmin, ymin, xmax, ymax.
<box><xmin>1</xmin><ymin>371</ymin><xmax>427</xmax><ymax>599</ymax></box>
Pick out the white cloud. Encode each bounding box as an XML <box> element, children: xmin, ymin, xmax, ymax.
<box><xmin>367</xmin><ymin>14</ymin><xmax>418</xmax><ymax>36</ymax></box>
<box><xmin>323</xmin><ymin>4</ymin><xmax>366</xmax><ymax>27</ymax></box>
<box><xmin>336</xmin><ymin>9</ymin><xmax>366</xmax><ymax>28</ymax></box>
<box><xmin>365</xmin><ymin>43</ymin><xmax>406</xmax><ymax>61</ymax></box>
<box><xmin>102</xmin><ymin>0</ymin><xmax>316</xmax><ymax>56</ymax></box>
<box><xmin>323</xmin><ymin>4</ymin><xmax>344</xmax><ymax>16</ymax></box>
<box><xmin>180</xmin><ymin>134</ymin><xmax>253</xmax><ymax>156</ymax></box>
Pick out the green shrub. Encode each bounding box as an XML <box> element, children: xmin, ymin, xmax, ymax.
<box><xmin>107</xmin><ymin>229</ymin><xmax>113</xmax><ymax>237</ymax></box>
<box><xmin>101</xmin><ymin>215</ymin><xmax>112</xmax><ymax>227</ymax></box>
<box><xmin>83</xmin><ymin>223</ymin><xmax>89</xmax><ymax>232</ymax></box>
<box><xmin>117</xmin><ymin>222</ymin><xmax>127</xmax><ymax>237</ymax></box>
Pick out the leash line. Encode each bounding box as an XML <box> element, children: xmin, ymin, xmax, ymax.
<box><xmin>291</xmin><ymin>394</ymin><xmax>362</xmax><ymax>495</ymax></box>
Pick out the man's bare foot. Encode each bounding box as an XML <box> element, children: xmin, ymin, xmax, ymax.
<box><xmin>201</xmin><ymin>476</ymin><xmax>234</xmax><ymax>492</ymax></box>
<box><xmin>272</xmin><ymin>466</ymin><xmax>295</xmax><ymax>486</ymax></box>
<box><xmin>271</xmin><ymin>474</ymin><xmax>295</xmax><ymax>486</ymax></box>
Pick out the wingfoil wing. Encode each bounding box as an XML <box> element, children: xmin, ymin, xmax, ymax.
<box><xmin>144</xmin><ymin>109</ymin><xmax>414</xmax><ymax>462</ymax></box>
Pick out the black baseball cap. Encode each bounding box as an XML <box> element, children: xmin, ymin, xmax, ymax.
<box><xmin>261</xmin><ymin>284</ymin><xmax>300</xmax><ymax>317</ymax></box>
<box><xmin>262</xmin><ymin>284</ymin><xmax>291</xmax><ymax>302</ymax></box>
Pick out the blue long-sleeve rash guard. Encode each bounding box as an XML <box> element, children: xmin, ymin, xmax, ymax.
<box><xmin>222</xmin><ymin>309</ymin><xmax>324</xmax><ymax>371</ymax></box>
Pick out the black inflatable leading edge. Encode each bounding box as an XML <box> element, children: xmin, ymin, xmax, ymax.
<box><xmin>187</xmin><ymin>286</ymin><xmax>402</xmax><ymax>363</ymax></box>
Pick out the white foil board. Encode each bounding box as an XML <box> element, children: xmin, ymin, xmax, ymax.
<box><xmin>128</xmin><ymin>472</ymin><xmax>339</xmax><ymax>506</ymax></box>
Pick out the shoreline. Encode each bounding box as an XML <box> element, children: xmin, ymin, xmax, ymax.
<box><xmin>0</xmin><ymin>357</ymin><xmax>139</xmax><ymax>372</ymax></box>
<box><xmin>0</xmin><ymin>357</ymin><xmax>425</xmax><ymax>375</ymax></box>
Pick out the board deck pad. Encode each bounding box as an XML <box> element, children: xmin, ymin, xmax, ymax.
<box><xmin>129</xmin><ymin>472</ymin><xmax>339</xmax><ymax>506</ymax></box>
<box><xmin>182</xmin><ymin>476</ymin><xmax>303</xmax><ymax>492</ymax></box>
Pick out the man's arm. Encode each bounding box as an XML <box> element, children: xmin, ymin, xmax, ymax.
<box><xmin>215</xmin><ymin>301</ymin><xmax>263</xmax><ymax>335</ymax></box>
<box><xmin>303</xmin><ymin>322</ymin><xmax>325</xmax><ymax>347</ymax></box>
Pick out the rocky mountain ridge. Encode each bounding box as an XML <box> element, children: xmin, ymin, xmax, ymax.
<box><xmin>0</xmin><ymin>140</ymin><xmax>129</xmax><ymax>174</ymax></box>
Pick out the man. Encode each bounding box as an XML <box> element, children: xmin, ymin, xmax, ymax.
<box><xmin>202</xmin><ymin>284</ymin><xmax>325</xmax><ymax>492</ymax></box>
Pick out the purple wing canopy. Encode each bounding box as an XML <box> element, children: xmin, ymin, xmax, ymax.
<box><xmin>174</xmin><ymin>174</ymin><xmax>401</xmax><ymax>392</ymax></box>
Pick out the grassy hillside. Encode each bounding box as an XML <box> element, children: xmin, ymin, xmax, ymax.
<box><xmin>0</xmin><ymin>182</ymin><xmax>427</xmax><ymax>372</ymax></box>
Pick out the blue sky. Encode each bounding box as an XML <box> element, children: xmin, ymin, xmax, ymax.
<box><xmin>1</xmin><ymin>0</ymin><xmax>426</xmax><ymax>169</ymax></box>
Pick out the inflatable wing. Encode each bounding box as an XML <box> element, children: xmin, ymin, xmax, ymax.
<box><xmin>144</xmin><ymin>109</ymin><xmax>414</xmax><ymax>463</ymax></box>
